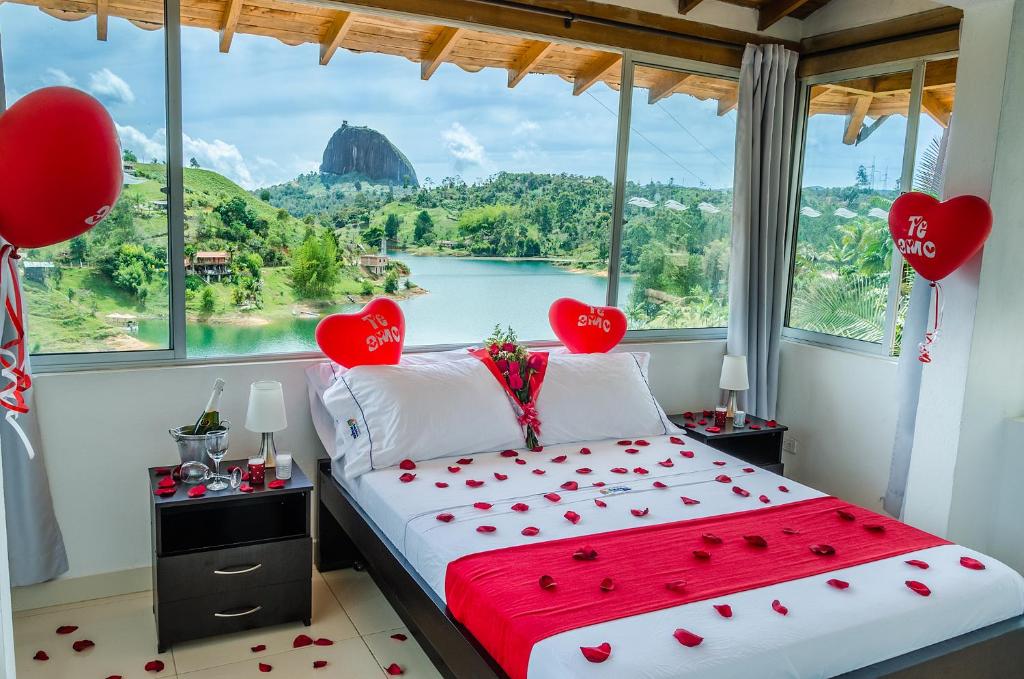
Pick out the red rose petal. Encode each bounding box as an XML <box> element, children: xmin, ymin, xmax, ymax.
<box><xmin>782</xmin><ymin>527</ymin><xmax>801</xmax><ymax>535</ymax></box>
<box><xmin>680</xmin><ymin>450</ymin><xmax>695</xmax><ymax>458</ymax></box>
<box><xmin>268</xmin><ymin>479</ymin><xmax>286</xmax><ymax>490</ymax></box>
<box><xmin>153</xmin><ymin>488</ymin><xmax>176</xmax><ymax>497</ymax></box>
<box><xmin>772</xmin><ymin>599</ymin><xmax>789</xmax><ymax>615</ymax></box>
<box><xmin>576</xmin><ymin>467</ymin><xmax>592</xmax><ymax>474</ymax></box>
<box><xmin>157</xmin><ymin>477</ymin><xmax>175</xmax><ymax>489</ymax></box>
<box><xmin>72</xmin><ymin>640</ymin><xmax>95</xmax><ymax>653</ymax></box>
<box><xmin>238</xmin><ymin>483</ymin><xmax>254</xmax><ymax>493</ymax></box>
<box><xmin>33</xmin><ymin>650</ymin><xmax>48</xmax><ymax>661</ymax></box>
<box><xmin>658</xmin><ymin>459</ymin><xmax>674</xmax><ymax>468</ymax></box>
<box><xmin>693</xmin><ymin>549</ymin><xmax>712</xmax><ymax>560</ymax></box>
<box><xmin>702</xmin><ymin>409</ymin><xmax>712</xmax><ymax>417</ymax></box>
<box><xmin>759</xmin><ymin>495</ymin><xmax>771</xmax><ymax>504</ymax></box>
<box><xmin>385</xmin><ymin>663</ymin><xmax>404</xmax><ymax>675</ymax></box>
<box><xmin>531</xmin><ymin>469</ymin><xmax>546</xmax><ymax>476</ymax></box>
<box><xmin>531</xmin><ymin>446</ymin><xmax>544</xmax><ymax>452</ymax></box>
<box><xmin>154</xmin><ymin>467</ymin><xmax>171</xmax><ymax>476</ymax></box>
<box><xmin>617</xmin><ymin>440</ymin><xmax>633</xmax><ymax>446</ymax></box>
<box><xmin>665</xmin><ymin>580</ymin><xmax>687</xmax><ymax>593</ymax></box>
<box><xmin>561</xmin><ymin>481</ymin><xmax>579</xmax><ymax>491</ymax></box>
<box><xmin>743</xmin><ymin>467</ymin><xmax>755</xmax><ymax>473</ymax></box>
<box><xmin>743</xmin><ymin>534</ymin><xmax>768</xmax><ymax>547</ymax></box>
<box><xmin>544</xmin><ymin>493</ymin><xmax>561</xmax><ymax>502</ymax></box>
<box><xmin>56</xmin><ymin>626</ymin><xmax>78</xmax><ymax>635</ymax></box>
<box><xmin>593</xmin><ymin>481</ymin><xmax>606</xmax><ymax>487</ymax></box>
<box><xmin>187</xmin><ymin>485</ymin><xmax>206</xmax><ymax>498</ymax></box>
<box><xmin>599</xmin><ymin>577</ymin><xmax>615</xmax><ymax>591</ymax></box>
<box><xmin>594</xmin><ymin>498</ymin><xmax>607</xmax><ymax>508</ymax></box>
<box><xmin>399</xmin><ymin>472</ymin><xmax>416</xmax><ymax>483</ymax></box>
<box><xmin>436</xmin><ymin>513</ymin><xmax>454</xmax><ymax>522</ymax></box>
<box><xmin>241</xmin><ymin>471</ymin><xmax>250</xmax><ymax>481</ymax></box>
<box><xmin>684</xmin><ymin>422</ymin><xmax>696</xmax><ymax>428</ymax></box>
<box><xmin>550</xmin><ymin>455</ymin><xmax>567</xmax><ymax>463</ymax></box>
<box><xmin>539</xmin><ymin>574</ymin><xmax>557</xmax><ymax>590</ymax></box>
<box><xmin>611</xmin><ymin>467</ymin><xmax>628</xmax><ymax>474</ymax></box>
<box><xmin>633</xmin><ymin>467</ymin><xmax>649</xmax><ymax>475</ymax></box>
<box><xmin>294</xmin><ymin>634</ymin><xmax>314</xmax><ymax>648</ymax></box>
<box><xmin>681</xmin><ymin>496</ymin><xmax>700</xmax><ymax>505</ymax></box>
<box><xmin>511</xmin><ymin>502</ymin><xmax>529</xmax><ymax>512</ymax></box>
<box><xmin>434</xmin><ymin>482</ymin><xmax>449</xmax><ymax>488</ymax></box>
<box><xmin>473</xmin><ymin>502</ymin><xmax>492</xmax><ymax>510</ymax></box>
<box><xmin>715</xmin><ymin>475</ymin><xmax>732</xmax><ymax>483</ymax></box>
<box><xmin>670</xmin><ymin>436</ymin><xmax>685</xmax><ymax>444</ymax></box>
<box><xmin>778</xmin><ymin>485</ymin><xmax>790</xmax><ymax>492</ymax></box>
<box><xmin>767</xmin><ymin>420</ymin><xmax>778</xmax><ymax>427</ymax></box>
<box><xmin>673</xmin><ymin>628</ymin><xmax>703</xmax><ymax>647</ymax></box>
<box><xmin>457</xmin><ymin>458</ymin><xmax>473</xmax><ymax>465</ymax></box>
<box><xmin>625</xmin><ymin>448</ymin><xmax>639</xmax><ymax>454</ymax></box>
<box><xmin>906</xmin><ymin>580</ymin><xmax>931</xmax><ymax>596</ymax></box>
<box><xmin>751</xmin><ymin>424</ymin><xmax>762</xmax><ymax>430</ymax></box>
<box><xmin>251</xmin><ymin>644</ymin><xmax>267</xmax><ymax>652</ymax></box>
<box><xmin>564</xmin><ymin>510</ymin><xmax>581</xmax><ymax>524</ymax></box>
<box><xmin>573</xmin><ymin>546</ymin><xmax>598</xmax><ymax>561</ymax></box>
<box><xmin>500</xmin><ymin>449</ymin><xmax>518</xmax><ymax>457</ymax></box>
<box><xmin>447</xmin><ymin>466</ymin><xmax>461</xmax><ymax>474</ymax></box>
<box><xmin>476</xmin><ymin>525</ymin><xmax>496</xmax><ymax>533</ymax></box>
<box><xmin>732</xmin><ymin>486</ymin><xmax>750</xmax><ymax>497</ymax></box>
<box><xmin>827</xmin><ymin>578</ymin><xmax>850</xmax><ymax>590</ymax></box>
<box><xmin>580</xmin><ymin>642</ymin><xmax>611</xmax><ymax>663</ymax></box>
<box><xmin>653</xmin><ymin>481</ymin><xmax>667</xmax><ymax>488</ymax></box>
<box><xmin>259</xmin><ymin>662</ymin><xmax>273</xmax><ymax>673</ymax></box>
<box><xmin>399</xmin><ymin>459</ymin><xmax>416</xmax><ymax>470</ymax></box>
<box><xmin>836</xmin><ymin>509</ymin><xmax>856</xmax><ymax>521</ymax></box>
<box><xmin>521</xmin><ymin>526</ymin><xmax>540</xmax><ymax>536</ymax></box>
<box><xmin>580</xmin><ymin>447</ymin><xmax>592</xmax><ymax>455</ymax></box>
<box><xmin>810</xmin><ymin>544</ymin><xmax>836</xmax><ymax>556</ymax></box>
<box><xmin>313</xmin><ymin>660</ymin><xmax>328</xmax><ymax>669</ymax></box>
<box><xmin>630</xmin><ymin>507</ymin><xmax>649</xmax><ymax>517</ymax></box>
<box><xmin>960</xmin><ymin>556</ymin><xmax>986</xmax><ymax>570</ymax></box>
<box><xmin>906</xmin><ymin>559</ymin><xmax>930</xmax><ymax>569</ymax></box>
<box><xmin>391</xmin><ymin>634</ymin><xmax>408</xmax><ymax>641</ymax></box>
<box><xmin>466</xmin><ymin>479</ymin><xmax>484</xmax><ymax>488</ymax></box>
<box><xmin>702</xmin><ymin>532</ymin><xmax>722</xmax><ymax>544</ymax></box>
<box><xmin>494</xmin><ymin>473</ymin><xmax>508</xmax><ymax>481</ymax></box>
<box><xmin>698</xmin><ymin>419</ymin><xmax>707</xmax><ymax>426</ymax></box>
<box><xmin>144</xmin><ymin>659</ymin><xmax>165</xmax><ymax>672</ymax></box>
<box><xmin>714</xmin><ymin>604</ymin><xmax>733</xmax><ymax>618</ymax></box>
<box><xmin>515</xmin><ymin>458</ymin><xmax>527</xmax><ymax>465</ymax></box>
<box><xmin>713</xmin><ymin>460</ymin><xmax>726</xmax><ymax>466</ymax></box>
<box><xmin>705</xmin><ymin>426</ymin><xmax>721</xmax><ymax>433</ymax></box>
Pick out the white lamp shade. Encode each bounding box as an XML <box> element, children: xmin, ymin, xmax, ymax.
<box><xmin>719</xmin><ymin>354</ymin><xmax>749</xmax><ymax>391</ymax></box>
<box><xmin>245</xmin><ymin>380</ymin><xmax>287</xmax><ymax>433</ymax></box>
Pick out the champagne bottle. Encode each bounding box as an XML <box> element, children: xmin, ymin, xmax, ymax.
<box><xmin>191</xmin><ymin>378</ymin><xmax>225</xmax><ymax>435</ymax></box>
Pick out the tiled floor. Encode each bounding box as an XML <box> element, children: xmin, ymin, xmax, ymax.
<box><xmin>13</xmin><ymin>569</ymin><xmax>442</xmax><ymax>678</ymax></box>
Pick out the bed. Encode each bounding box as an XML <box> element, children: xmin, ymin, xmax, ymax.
<box><xmin>306</xmin><ymin>357</ymin><xmax>1024</xmax><ymax>679</ymax></box>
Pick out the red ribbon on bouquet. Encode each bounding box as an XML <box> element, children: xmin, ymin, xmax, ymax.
<box><xmin>470</xmin><ymin>348</ymin><xmax>549</xmax><ymax>444</ymax></box>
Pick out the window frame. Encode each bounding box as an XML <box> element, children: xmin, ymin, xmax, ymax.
<box><xmin>9</xmin><ymin>2</ymin><xmax>741</xmax><ymax>372</ymax></box>
<box><xmin>782</xmin><ymin>53</ymin><xmax>956</xmax><ymax>356</ymax></box>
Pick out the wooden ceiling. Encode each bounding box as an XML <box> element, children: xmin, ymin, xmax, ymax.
<box><xmin>679</xmin><ymin>0</ymin><xmax>835</xmax><ymax>31</ymax></box>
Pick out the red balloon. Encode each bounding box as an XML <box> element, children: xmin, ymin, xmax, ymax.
<box><xmin>0</xmin><ymin>87</ymin><xmax>123</xmax><ymax>249</ymax></box>
<box><xmin>888</xmin><ymin>192</ymin><xmax>993</xmax><ymax>282</ymax></box>
<box><xmin>315</xmin><ymin>297</ymin><xmax>405</xmax><ymax>368</ymax></box>
<box><xmin>548</xmin><ymin>297</ymin><xmax>627</xmax><ymax>353</ymax></box>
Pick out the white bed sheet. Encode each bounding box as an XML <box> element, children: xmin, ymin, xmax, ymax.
<box><xmin>311</xmin><ymin>392</ymin><xmax>1024</xmax><ymax>678</ymax></box>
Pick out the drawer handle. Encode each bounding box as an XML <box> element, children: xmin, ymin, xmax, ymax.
<box><xmin>214</xmin><ymin>605</ymin><xmax>263</xmax><ymax>618</ymax></box>
<box><xmin>213</xmin><ymin>563</ymin><xmax>262</xmax><ymax>576</ymax></box>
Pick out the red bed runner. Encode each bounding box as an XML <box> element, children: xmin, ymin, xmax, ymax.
<box><xmin>445</xmin><ymin>496</ymin><xmax>949</xmax><ymax>679</ymax></box>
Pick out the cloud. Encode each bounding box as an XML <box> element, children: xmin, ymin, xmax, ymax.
<box><xmin>88</xmin><ymin>68</ymin><xmax>135</xmax><ymax>105</ymax></box>
<box><xmin>42</xmin><ymin>68</ymin><xmax>76</xmax><ymax>87</ymax></box>
<box><xmin>441</xmin><ymin>122</ymin><xmax>486</xmax><ymax>172</ymax></box>
<box><xmin>116</xmin><ymin>123</ymin><xmax>166</xmax><ymax>163</ymax></box>
<box><xmin>513</xmin><ymin>120</ymin><xmax>540</xmax><ymax>136</ymax></box>
<box><xmin>182</xmin><ymin>134</ymin><xmax>256</xmax><ymax>188</ymax></box>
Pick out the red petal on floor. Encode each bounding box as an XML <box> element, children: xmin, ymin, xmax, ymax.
<box><xmin>715</xmin><ymin>475</ymin><xmax>732</xmax><ymax>483</ymax></box>
<box><xmin>732</xmin><ymin>486</ymin><xmax>750</xmax><ymax>497</ymax></box>
<box><xmin>550</xmin><ymin>455</ymin><xmax>567</xmax><ymax>463</ymax></box>
<box><xmin>187</xmin><ymin>485</ymin><xmax>206</xmax><ymax>498</ymax></box>
<box><xmin>580</xmin><ymin>642</ymin><xmax>612</xmax><ymax>663</ymax></box>
<box><xmin>466</xmin><ymin>479</ymin><xmax>485</xmax><ymax>487</ymax></box>
<box><xmin>391</xmin><ymin>634</ymin><xmax>408</xmax><ymax>641</ymax></box>
<box><xmin>960</xmin><ymin>556</ymin><xmax>986</xmax><ymax>570</ymax></box>
<box><xmin>594</xmin><ymin>499</ymin><xmax>607</xmax><ymax>508</ymax></box>
<box><xmin>599</xmin><ymin>577</ymin><xmax>615</xmax><ymax>591</ymax></box>
<box><xmin>544</xmin><ymin>493</ymin><xmax>561</xmax><ymax>502</ymax></box>
<box><xmin>385</xmin><ymin>662</ymin><xmax>404</xmax><ymax>675</ymax></box>
<box><xmin>714</xmin><ymin>604</ymin><xmax>733</xmax><ymax>618</ymax></box>
<box><xmin>564</xmin><ymin>510</ymin><xmax>581</xmax><ymax>524</ymax></box>
<box><xmin>778</xmin><ymin>485</ymin><xmax>790</xmax><ymax>492</ymax></box>
<box><xmin>772</xmin><ymin>599</ymin><xmax>789</xmax><ymax>615</ymax></box>
<box><xmin>144</xmin><ymin>659</ymin><xmax>165</xmax><ymax>672</ymax></box>
<box><xmin>616</xmin><ymin>440</ymin><xmax>632</xmax><ymax>446</ymax></box>
<box><xmin>56</xmin><ymin>626</ymin><xmax>78</xmax><ymax>635</ymax></box>
<box><xmin>673</xmin><ymin>628</ymin><xmax>703</xmax><ymax>647</ymax></box>
<box><xmin>670</xmin><ymin>436</ymin><xmax>685</xmax><ymax>444</ymax></box>
<box><xmin>259</xmin><ymin>662</ymin><xmax>273</xmax><ymax>672</ymax></box>
<box><xmin>681</xmin><ymin>496</ymin><xmax>701</xmax><ymax>505</ymax></box>
<box><xmin>665</xmin><ymin>580</ymin><xmax>687</xmax><ymax>593</ymax></box>
<box><xmin>905</xmin><ymin>559</ymin><xmax>930</xmax><ymax>569</ymax></box>
<box><xmin>693</xmin><ymin>549</ymin><xmax>712</xmax><ymax>560</ymax></box>
<box><xmin>630</xmin><ymin>508</ymin><xmax>649</xmax><ymax>517</ymax></box>
<box><xmin>511</xmin><ymin>503</ymin><xmax>529</xmax><ymax>512</ymax></box>
<box><xmin>436</xmin><ymin>513</ymin><xmax>455</xmax><ymax>523</ymax></box>
<box><xmin>579</xmin><ymin>447</ymin><xmax>592</xmax><ymax>455</ymax></box>
<box><xmin>561</xmin><ymin>481</ymin><xmax>579</xmax><ymax>491</ymax></box>
<box><xmin>625</xmin><ymin>448</ymin><xmax>639</xmax><ymax>454</ymax></box>
<box><xmin>313</xmin><ymin>660</ymin><xmax>328</xmax><ymax>669</ymax></box>
<box><xmin>447</xmin><ymin>466</ymin><xmax>461</xmax><ymax>474</ymax></box>
<box><xmin>293</xmin><ymin>634</ymin><xmax>314</xmax><ymax>648</ymax></box>
<box><xmin>653</xmin><ymin>481</ymin><xmax>667</xmax><ymax>488</ymax></box>
<box><xmin>476</xmin><ymin>525</ymin><xmax>496</xmax><ymax>533</ymax></box>
<box><xmin>702</xmin><ymin>532</ymin><xmax>722</xmax><ymax>544</ymax></box>
<box><xmin>457</xmin><ymin>458</ymin><xmax>473</xmax><ymax>465</ymax></box>
<box><xmin>494</xmin><ymin>473</ymin><xmax>508</xmax><ymax>481</ymax></box>
<box><xmin>810</xmin><ymin>544</ymin><xmax>836</xmax><ymax>556</ymax></box>
<box><xmin>500</xmin><ymin>450</ymin><xmax>518</xmax><ymax>457</ymax></box>
<box><xmin>398</xmin><ymin>473</ymin><xmax>416</xmax><ymax>483</ymax></box>
<box><xmin>573</xmin><ymin>546</ymin><xmax>598</xmax><ymax>561</ymax></box>
<box><xmin>434</xmin><ymin>482</ymin><xmax>449</xmax><ymax>488</ymax></box>
<box><xmin>539</xmin><ymin>574</ymin><xmax>557</xmax><ymax>590</ymax></box>
<box><xmin>632</xmin><ymin>467</ymin><xmax>649</xmax><ymax>475</ymax></box>
<box><xmin>759</xmin><ymin>495</ymin><xmax>771</xmax><ymax>504</ymax></box>
<box><xmin>531</xmin><ymin>469</ymin><xmax>546</xmax><ymax>476</ymax></box>
<box><xmin>32</xmin><ymin>651</ymin><xmax>48</xmax><ymax>661</ymax></box>
<box><xmin>680</xmin><ymin>450</ymin><xmax>694</xmax><ymax>458</ymax></box>
<box><xmin>906</xmin><ymin>580</ymin><xmax>931</xmax><ymax>596</ymax></box>
<box><xmin>473</xmin><ymin>502</ymin><xmax>492</xmax><ymax>510</ymax></box>
<box><xmin>521</xmin><ymin>526</ymin><xmax>540</xmax><ymax>536</ymax></box>
<box><xmin>72</xmin><ymin>640</ymin><xmax>95</xmax><ymax>653</ymax></box>
<box><xmin>827</xmin><ymin>578</ymin><xmax>850</xmax><ymax>590</ymax></box>
<box><xmin>576</xmin><ymin>468</ymin><xmax>592</xmax><ymax>474</ymax></box>
<box><xmin>658</xmin><ymin>459</ymin><xmax>674</xmax><ymax>468</ymax></box>
<box><xmin>399</xmin><ymin>459</ymin><xmax>416</xmax><ymax>470</ymax></box>
<box><xmin>251</xmin><ymin>644</ymin><xmax>267</xmax><ymax>652</ymax></box>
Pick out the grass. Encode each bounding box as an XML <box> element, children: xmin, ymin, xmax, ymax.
<box><xmin>371</xmin><ymin>202</ymin><xmax>460</xmax><ymax>244</ymax></box>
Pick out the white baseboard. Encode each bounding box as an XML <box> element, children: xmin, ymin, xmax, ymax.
<box><xmin>12</xmin><ymin>566</ymin><xmax>152</xmax><ymax>613</ymax></box>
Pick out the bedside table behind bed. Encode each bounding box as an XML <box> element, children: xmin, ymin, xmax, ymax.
<box><xmin>669</xmin><ymin>413</ymin><xmax>788</xmax><ymax>475</ymax></box>
<box><xmin>148</xmin><ymin>460</ymin><xmax>313</xmax><ymax>652</ymax></box>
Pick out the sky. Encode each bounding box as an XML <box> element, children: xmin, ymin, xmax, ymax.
<box><xmin>1</xmin><ymin>5</ymin><xmax>939</xmax><ymax>193</ymax></box>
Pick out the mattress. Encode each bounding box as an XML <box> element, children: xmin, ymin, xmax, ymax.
<box><xmin>310</xmin><ymin>395</ymin><xmax>1024</xmax><ymax>678</ymax></box>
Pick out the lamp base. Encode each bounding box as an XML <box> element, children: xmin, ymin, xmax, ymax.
<box><xmin>258</xmin><ymin>432</ymin><xmax>278</xmax><ymax>468</ymax></box>
<box><xmin>726</xmin><ymin>391</ymin><xmax>738</xmax><ymax>419</ymax></box>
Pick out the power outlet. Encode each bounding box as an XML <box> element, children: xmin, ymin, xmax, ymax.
<box><xmin>782</xmin><ymin>436</ymin><xmax>798</xmax><ymax>455</ymax></box>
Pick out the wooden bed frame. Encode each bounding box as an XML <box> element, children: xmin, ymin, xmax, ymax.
<box><xmin>315</xmin><ymin>458</ymin><xmax>1024</xmax><ymax>679</ymax></box>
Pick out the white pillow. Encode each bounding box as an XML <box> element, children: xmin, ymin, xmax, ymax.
<box><xmin>535</xmin><ymin>352</ymin><xmax>670</xmax><ymax>445</ymax></box>
<box><xmin>322</xmin><ymin>358</ymin><xmax>525</xmax><ymax>478</ymax></box>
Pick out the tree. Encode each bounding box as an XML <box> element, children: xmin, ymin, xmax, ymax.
<box><xmin>290</xmin><ymin>231</ymin><xmax>340</xmax><ymax>298</ymax></box>
<box><xmin>856</xmin><ymin>165</ymin><xmax>870</xmax><ymax>189</ymax></box>
<box><xmin>384</xmin><ymin>270</ymin><xmax>399</xmax><ymax>294</ymax></box>
<box><xmin>200</xmin><ymin>286</ymin><xmax>216</xmax><ymax>313</ymax></box>
<box><xmin>259</xmin><ymin>189</ymin><xmax>271</xmax><ymax>202</ymax></box>
<box><xmin>383</xmin><ymin>213</ymin><xmax>401</xmax><ymax>240</ymax></box>
<box><xmin>122</xmin><ymin>149</ymin><xmax>138</xmax><ymax>163</ymax></box>
<box><xmin>69</xmin><ymin>236</ymin><xmax>88</xmax><ymax>263</ymax></box>
<box><xmin>361</xmin><ymin>224</ymin><xmax>385</xmax><ymax>247</ymax></box>
<box><xmin>189</xmin><ymin>157</ymin><xmax>201</xmax><ymax>168</ymax></box>
<box><xmin>413</xmin><ymin>210</ymin><xmax>434</xmax><ymax>244</ymax></box>
<box><xmin>100</xmin><ymin>243</ymin><xmax>159</xmax><ymax>298</ymax></box>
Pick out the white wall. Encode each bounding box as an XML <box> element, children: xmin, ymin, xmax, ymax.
<box><xmin>777</xmin><ymin>340</ymin><xmax>899</xmax><ymax>512</ymax></box>
<box><xmin>20</xmin><ymin>340</ymin><xmax>724</xmax><ymax>599</ymax></box>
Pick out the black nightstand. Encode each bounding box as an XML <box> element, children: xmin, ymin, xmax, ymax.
<box><xmin>669</xmin><ymin>413</ymin><xmax>788</xmax><ymax>475</ymax></box>
<box><xmin>148</xmin><ymin>460</ymin><xmax>313</xmax><ymax>652</ymax></box>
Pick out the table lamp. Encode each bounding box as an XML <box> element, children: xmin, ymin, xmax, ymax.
<box><xmin>246</xmin><ymin>380</ymin><xmax>287</xmax><ymax>468</ymax></box>
<box><xmin>719</xmin><ymin>354</ymin><xmax>749</xmax><ymax>418</ymax></box>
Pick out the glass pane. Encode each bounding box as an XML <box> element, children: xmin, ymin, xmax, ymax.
<box><xmin>788</xmin><ymin>70</ymin><xmax>912</xmax><ymax>343</ymax></box>
<box><xmin>1</xmin><ymin>5</ymin><xmax>170</xmax><ymax>354</ymax></box>
<box><xmin>617</xmin><ymin>64</ymin><xmax>735</xmax><ymax>330</ymax></box>
<box><xmin>179</xmin><ymin>16</ymin><xmax>617</xmax><ymax>357</ymax></box>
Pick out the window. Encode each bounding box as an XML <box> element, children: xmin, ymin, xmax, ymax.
<box><xmin>616</xmin><ymin>64</ymin><xmax>735</xmax><ymax>330</ymax></box>
<box><xmin>786</xmin><ymin>58</ymin><xmax>957</xmax><ymax>352</ymax></box>
<box><xmin>1</xmin><ymin>4</ymin><xmax>170</xmax><ymax>355</ymax></box>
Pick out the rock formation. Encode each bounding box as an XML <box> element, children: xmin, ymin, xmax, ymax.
<box><xmin>319</xmin><ymin>122</ymin><xmax>418</xmax><ymax>187</ymax></box>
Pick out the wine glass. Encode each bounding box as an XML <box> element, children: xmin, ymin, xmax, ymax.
<box><xmin>204</xmin><ymin>426</ymin><xmax>231</xmax><ymax>491</ymax></box>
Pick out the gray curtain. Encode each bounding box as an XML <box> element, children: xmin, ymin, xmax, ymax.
<box><xmin>726</xmin><ymin>43</ymin><xmax>799</xmax><ymax>419</ymax></box>
<box><xmin>0</xmin><ymin>34</ymin><xmax>69</xmax><ymax>585</ymax></box>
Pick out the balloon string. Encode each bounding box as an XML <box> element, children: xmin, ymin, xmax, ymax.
<box><xmin>0</xmin><ymin>243</ymin><xmax>35</xmax><ymax>458</ymax></box>
<box><xmin>918</xmin><ymin>281</ymin><xmax>944</xmax><ymax>364</ymax></box>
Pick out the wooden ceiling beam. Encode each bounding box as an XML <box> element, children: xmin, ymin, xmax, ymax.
<box><xmin>507</xmin><ymin>40</ymin><xmax>554</xmax><ymax>88</ymax></box>
<box><xmin>717</xmin><ymin>88</ymin><xmax>738</xmax><ymax>116</ymax></box>
<box><xmin>758</xmin><ymin>0</ymin><xmax>813</xmax><ymax>31</ymax></box>
<box><xmin>572</xmin><ymin>52</ymin><xmax>622</xmax><ymax>96</ymax></box>
<box><xmin>219</xmin><ymin>0</ymin><xmax>243</xmax><ymax>53</ymax></box>
<box><xmin>844</xmin><ymin>95</ymin><xmax>872</xmax><ymax>145</ymax></box>
<box><xmin>96</xmin><ymin>0</ymin><xmax>108</xmax><ymax>41</ymax></box>
<box><xmin>319</xmin><ymin>11</ymin><xmax>355</xmax><ymax>66</ymax></box>
<box><xmin>921</xmin><ymin>90</ymin><xmax>952</xmax><ymax>128</ymax></box>
<box><xmin>677</xmin><ymin>0</ymin><xmax>706</xmax><ymax>14</ymax></box>
<box><xmin>647</xmin><ymin>71</ymin><xmax>692</xmax><ymax>104</ymax></box>
<box><xmin>421</xmin><ymin>26</ymin><xmax>463</xmax><ymax>80</ymax></box>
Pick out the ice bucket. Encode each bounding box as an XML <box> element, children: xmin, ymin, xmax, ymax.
<box><xmin>168</xmin><ymin>422</ymin><xmax>230</xmax><ymax>465</ymax></box>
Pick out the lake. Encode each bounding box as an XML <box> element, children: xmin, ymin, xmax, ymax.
<box><xmin>153</xmin><ymin>255</ymin><xmax>633</xmax><ymax>357</ymax></box>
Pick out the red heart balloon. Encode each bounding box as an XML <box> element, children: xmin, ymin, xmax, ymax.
<box><xmin>548</xmin><ymin>297</ymin><xmax>627</xmax><ymax>353</ymax></box>
<box><xmin>315</xmin><ymin>298</ymin><xmax>405</xmax><ymax>368</ymax></box>
<box><xmin>888</xmin><ymin>193</ymin><xmax>993</xmax><ymax>282</ymax></box>
<box><xmin>0</xmin><ymin>87</ymin><xmax>123</xmax><ymax>248</ymax></box>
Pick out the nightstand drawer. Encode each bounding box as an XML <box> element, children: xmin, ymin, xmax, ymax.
<box><xmin>157</xmin><ymin>537</ymin><xmax>311</xmax><ymax>603</ymax></box>
<box><xmin>157</xmin><ymin>579</ymin><xmax>311</xmax><ymax>646</ymax></box>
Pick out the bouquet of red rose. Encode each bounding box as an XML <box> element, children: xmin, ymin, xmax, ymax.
<box><xmin>471</xmin><ymin>325</ymin><xmax>548</xmax><ymax>449</ymax></box>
